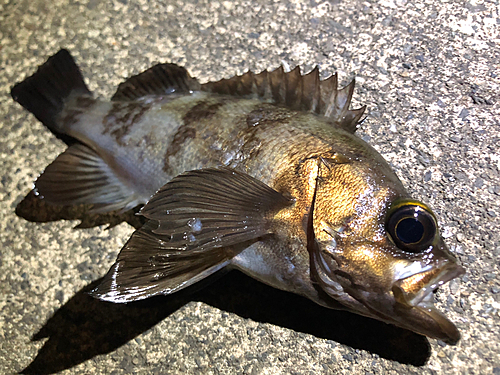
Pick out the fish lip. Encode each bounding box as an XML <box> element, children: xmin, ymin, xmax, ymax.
<box><xmin>391</xmin><ymin>263</ymin><xmax>465</xmax><ymax>344</ymax></box>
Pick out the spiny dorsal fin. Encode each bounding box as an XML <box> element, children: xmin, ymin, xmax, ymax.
<box><xmin>112</xmin><ymin>63</ymin><xmax>201</xmax><ymax>101</ymax></box>
<box><xmin>201</xmin><ymin>65</ymin><xmax>366</xmax><ymax>133</ymax></box>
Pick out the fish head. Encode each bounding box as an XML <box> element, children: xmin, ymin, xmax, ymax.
<box><xmin>309</xmin><ymin>155</ymin><xmax>465</xmax><ymax>344</ymax></box>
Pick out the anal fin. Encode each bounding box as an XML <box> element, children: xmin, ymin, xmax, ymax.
<box><xmin>35</xmin><ymin>143</ymin><xmax>141</xmax><ymax>213</ymax></box>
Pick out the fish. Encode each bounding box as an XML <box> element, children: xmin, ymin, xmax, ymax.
<box><xmin>11</xmin><ymin>49</ymin><xmax>465</xmax><ymax>345</ymax></box>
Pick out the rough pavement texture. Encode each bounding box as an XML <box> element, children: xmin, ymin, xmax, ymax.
<box><xmin>1</xmin><ymin>0</ymin><xmax>499</xmax><ymax>374</ymax></box>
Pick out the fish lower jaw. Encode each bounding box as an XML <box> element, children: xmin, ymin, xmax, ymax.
<box><xmin>411</xmin><ymin>296</ymin><xmax>462</xmax><ymax>345</ymax></box>
<box><xmin>391</xmin><ymin>264</ymin><xmax>465</xmax><ymax>344</ymax></box>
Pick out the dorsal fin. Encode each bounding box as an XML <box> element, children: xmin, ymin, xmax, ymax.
<box><xmin>201</xmin><ymin>65</ymin><xmax>366</xmax><ymax>133</ymax></box>
<box><xmin>112</xmin><ymin>63</ymin><xmax>201</xmax><ymax>101</ymax></box>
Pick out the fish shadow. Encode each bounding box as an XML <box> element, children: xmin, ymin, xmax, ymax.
<box><xmin>21</xmin><ymin>271</ymin><xmax>431</xmax><ymax>374</ymax></box>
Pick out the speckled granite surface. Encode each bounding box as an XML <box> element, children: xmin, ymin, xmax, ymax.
<box><xmin>1</xmin><ymin>0</ymin><xmax>499</xmax><ymax>374</ymax></box>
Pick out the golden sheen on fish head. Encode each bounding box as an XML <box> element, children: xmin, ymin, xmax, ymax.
<box><xmin>309</xmin><ymin>149</ymin><xmax>464</xmax><ymax>345</ymax></box>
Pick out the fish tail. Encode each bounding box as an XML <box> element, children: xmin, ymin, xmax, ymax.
<box><xmin>12</xmin><ymin>50</ymin><xmax>143</xmax><ymax>216</ymax></box>
<box><xmin>11</xmin><ymin>49</ymin><xmax>91</xmax><ymax>140</ymax></box>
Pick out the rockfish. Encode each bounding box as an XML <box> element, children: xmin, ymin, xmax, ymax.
<box><xmin>11</xmin><ymin>49</ymin><xmax>465</xmax><ymax>344</ymax></box>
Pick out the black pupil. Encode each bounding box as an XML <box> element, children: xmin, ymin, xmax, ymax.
<box><xmin>396</xmin><ymin>217</ymin><xmax>424</xmax><ymax>244</ymax></box>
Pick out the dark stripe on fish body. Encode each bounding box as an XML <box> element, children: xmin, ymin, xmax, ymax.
<box><xmin>76</xmin><ymin>96</ymin><xmax>96</xmax><ymax>108</ymax></box>
<box><xmin>61</xmin><ymin>109</ymin><xmax>84</xmax><ymax>128</ymax></box>
<box><xmin>162</xmin><ymin>125</ymin><xmax>197</xmax><ymax>173</ymax></box>
<box><xmin>245</xmin><ymin>105</ymin><xmax>294</xmax><ymax>128</ymax></box>
<box><xmin>182</xmin><ymin>100</ymin><xmax>225</xmax><ymax>125</ymax></box>
<box><xmin>102</xmin><ymin>101</ymin><xmax>152</xmax><ymax>146</ymax></box>
<box><xmin>238</xmin><ymin>104</ymin><xmax>299</xmax><ymax>159</ymax></box>
<box><xmin>162</xmin><ymin>99</ymin><xmax>228</xmax><ymax>174</ymax></box>
<box><xmin>60</xmin><ymin>96</ymin><xmax>97</xmax><ymax>128</ymax></box>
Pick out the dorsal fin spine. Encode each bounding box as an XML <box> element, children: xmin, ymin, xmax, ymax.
<box><xmin>202</xmin><ymin>64</ymin><xmax>366</xmax><ymax>133</ymax></box>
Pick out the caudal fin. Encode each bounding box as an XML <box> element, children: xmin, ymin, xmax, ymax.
<box><xmin>10</xmin><ymin>49</ymin><xmax>91</xmax><ymax>139</ymax></box>
<box><xmin>12</xmin><ymin>50</ymin><xmax>143</xmax><ymax>215</ymax></box>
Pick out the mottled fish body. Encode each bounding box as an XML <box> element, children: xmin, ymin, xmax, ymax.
<box><xmin>12</xmin><ymin>49</ymin><xmax>465</xmax><ymax>345</ymax></box>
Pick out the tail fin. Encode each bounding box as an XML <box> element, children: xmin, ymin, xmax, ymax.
<box><xmin>10</xmin><ymin>49</ymin><xmax>91</xmax><ymax>138</ymax></box>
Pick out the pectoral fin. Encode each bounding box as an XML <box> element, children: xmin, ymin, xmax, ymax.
<box><xmin>91</xmin><ymin>168</ymin><xmax>292</xmax><ymax>303</ymax></box>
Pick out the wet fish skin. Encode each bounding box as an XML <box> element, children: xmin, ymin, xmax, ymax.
<box><xmin>11</xmin><ymin>49</ymin><xmax>464</xmax><ymax>345</ymax></box>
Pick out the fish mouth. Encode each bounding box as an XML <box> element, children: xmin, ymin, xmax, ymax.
<box><xmin>391</xmin><ymin>262</ymin><xmax>465</xmax><ymax>344</ymax></box>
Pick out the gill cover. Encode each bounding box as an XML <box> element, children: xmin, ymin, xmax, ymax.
<box><xmin>307</xmin><ymin>157</ymin><xmax>464</xmax><ymax>344</ymax></box>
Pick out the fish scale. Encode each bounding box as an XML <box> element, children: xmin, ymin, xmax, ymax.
<box><xmin>11</xmin><ymin>49</ymin><xmax>465</xmax><ymax>345</ymax></box>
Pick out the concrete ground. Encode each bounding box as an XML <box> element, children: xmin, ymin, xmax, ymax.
<box><xmin>1</xmin><ymin>0</ymin><xmax>499</xmax><ymax>373</ymax></box>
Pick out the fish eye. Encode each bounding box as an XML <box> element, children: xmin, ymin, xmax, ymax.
<box><xmin>386</xmin><ymin>203</ymin><xmax>437</xmax><ymax>253</ymax></box>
